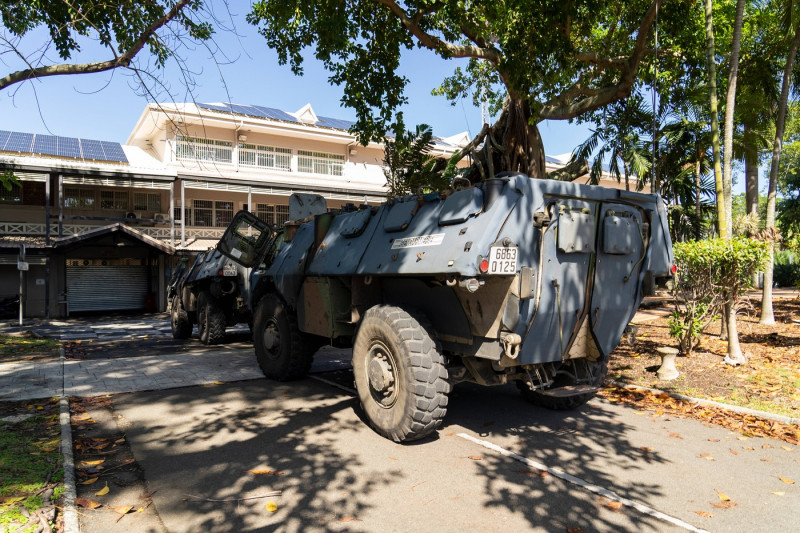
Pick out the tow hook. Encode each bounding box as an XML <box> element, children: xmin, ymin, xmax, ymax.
<box><xmin>500</xmin><ymin>332</ymin><xmax>522</xmax><ymax>359</ymax></box>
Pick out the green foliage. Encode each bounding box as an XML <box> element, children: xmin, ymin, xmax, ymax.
<box><xmin>773</xmin><ymin>250</ymin><xmax>800</xmax><ymax>288</ymax></box>
<box><xmin>247</xmin><ymin>1</ymin><xmax>680</xmax><ymax>146</ymax></box>
<box><xmin>1</xmin><ymin>170</ymin><xmax>19</xmax><ymax>192</ymax></box>
<box><xmin>1</xmin><ymin>1</ymin><xmax>212</xmax><ymax>90</ymax></box>
<box><xmin>669</xmin><ymin>238</ymin><xmax>769</xmax><ymax>354</ymax></box>
<box><xmin>383</xmin><ymin>124</ymin><xmax>448</xmax><ymax>198</ymax></box>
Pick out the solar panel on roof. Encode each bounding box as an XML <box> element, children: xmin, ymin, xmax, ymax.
<box><xmin>227</xmin><ymin>103</ymin><xmax>262</xmax><ymax>117</ymax></box>
<box><xmin>33</xmin><ymin>134</ymin><xmax>59</xmax><ymax>157</ymax></box>
<box><xmin>251</xmin><ymin>106</ymin><xmax>296</xmax><ymax>121</ymax></box>
<box><xmin>199</xmin><ymin>103</ymin><xmax>233</xmax><ymax>114</ymax></box>
<box><xmin>5</xmin><ymin>132</ymin><xmax>34</xmax><ymax>153</ymax></box>
<box><xmin>317</xmin><ymin>117</ymin><xmax>354</xmax><ymax>130</ymax></box>
<box><xmin>100</xmin><ymin>141</ymin><xmax>128</xmax><ymax>163</ymax></box>
<box><xmin>80</xmin><ymin>139</ymin><xmax>105</xmax><ymax>160</ymax></box>
<box><xmin>0</xmin><ymin>130</ymin><xmax>11</xmax><ymax>151</ymax></box>
<box><xmin>57</xmin><ymin>136</ymin><xmax>81</xmax><ymax>159</ymax></box>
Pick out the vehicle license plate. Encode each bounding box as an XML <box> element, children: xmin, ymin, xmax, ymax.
<box><xmin>223</xmin><ymin>264</ymin><xmax>237</xmax><ymax>276</ymax></box>
<box><xmin>488</xmin><ymin>246</ymin><xmax>518</xmax><ymax>274</ymax></box>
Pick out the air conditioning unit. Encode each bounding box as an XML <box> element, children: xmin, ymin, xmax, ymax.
<box><xmin>125</xmin><ymin>211</ymin><xmax>143</xmax><ymax>219</ymax></box>
<box><xmin>154</xmin><ymin>213</ymin><xmax>170</xmax><ymax>222</ymax></box>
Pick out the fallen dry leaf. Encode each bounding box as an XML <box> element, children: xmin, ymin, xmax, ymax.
<box><xmin>728</xmin><ymin>449</ymin><xmax>738</xmax><ymax>456</ymax></box>
<box><xmin>781</xmin><ymin>446</ymin><xmax>793</xmax><ymax>452</ymax></box>
<box><xmin>79</xmin><ymin>478</ymin><xmax>99</xmax><ymax>485</ymax></box>
<box><xmin>110</xmin><ymin>505</ymin><xmax>133</xmax><ymax>515</ymax></box>
<box><xmin>338</xmin><ymin>516</ymin><xmax>360</xmax><ymax>522</ymax></box>
<box><xmin>668</xmin><ymin>432</ymin><xmax>683</xmax><ymax>439</ymax></box>
<box><xmin>711</xmin><ymin>501</ymin><xmax>738</xmax><ymax>509</ymax></box>
<box><xmin>694</xmin><ymin>511</ymin><xmax>714</xmax><ymax>518</ymax></box>
<box><xmin>699</xmin><ymin>453</ymin><xmax>715</xmax><ymax>461</ymax></box>
<box><xmin>248</xmin><ymin>469</ymin><xmax>284</xmax><ymax>476</ymax></box>
<box><xmin>467</xmin><ymin>455</ymin><xmax>483</xmax><ymax>461</ymax></box>
<box><xmin>604</xmin><ymin>500</ymin><xmax>623</xmax><ymax>511</ymax></box>
<box><xmin>266</xmin><ymin>501</ymin><xmax>278</xmax><ymax>513</ymax></box>
<box><xmin>778</xmin><ymin>477</ymin><xmax>795</xmax><ymax>485</ymax></box>
<box><xmin>75</xmin><ymin>498</ymin><xmax>102</xmax><ymax>509</ymax></box>
<box><xmin>95</xmin><ymin>483</ymin><xmax>110</xmax><ymax>496</ymax></box>
<box><xmin>715</xmin><ymin>489</ymin><xmax>731</xmax><ymax>502</ymax></box>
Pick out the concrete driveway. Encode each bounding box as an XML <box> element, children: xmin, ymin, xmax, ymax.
<box><xmin>111</xmin><ymin>374</ymin><xmax>798</xmax><ymax>533</ymax></box>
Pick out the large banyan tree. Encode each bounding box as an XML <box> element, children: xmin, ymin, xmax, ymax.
<box><xmin>248</xmin><ymin>0</ymin><xmax>682</xmax><ymax>181</ymax></box>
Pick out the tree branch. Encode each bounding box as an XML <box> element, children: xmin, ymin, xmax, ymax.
<box><xmin>539</xmin><ymin>0</ymin><xmax>662</xmax><ymax>120</ymax></box>
<box><xmin>0</xmin><ymin>0</ymin><xmax>193</xmax><ymax>91</ymax></box>
<box><xmin>374</xmin><ymin>0</ymin><xmax>501</xmax><ymax>64</ymax></box>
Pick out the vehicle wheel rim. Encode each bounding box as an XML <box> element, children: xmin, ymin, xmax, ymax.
<box><xmin>366</xmin><ymin>340</ymin><xmax>398</xmax><ymax>408</ymax></box>
<box><xmin>262</xmin><ymin>317</ymin><xmax>280</xmax><ymax>360</ymax></box>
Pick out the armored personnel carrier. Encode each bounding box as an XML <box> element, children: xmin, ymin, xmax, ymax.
<box><xmin>167</xmin><ymin>248</ymin><xmax>251</xmax><ymax>345</ymax></box>
<box><xmin>217</xmin><ymin>173</ymin><xmax>674</xmax><ymax>442</ymax></box>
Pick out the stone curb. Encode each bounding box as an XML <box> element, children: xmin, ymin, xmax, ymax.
<box><xmin>607</xmin><ymin>380</ymin><xmax>800</xmax><ymax>426</ymax></box>
<box><xmin>58</xmin><ymin>345</ymin><xmax>79</xmax><ymax>533</ymax></box>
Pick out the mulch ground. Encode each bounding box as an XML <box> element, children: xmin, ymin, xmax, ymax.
<box><xmin>606</xmin><ymin>296</ymin><xmax>800</xmax><ymax>444</ymax></box>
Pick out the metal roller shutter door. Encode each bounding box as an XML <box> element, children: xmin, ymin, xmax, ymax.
<box><xmin>66</xmin><ymin>264</ymin><xmax>148</xmax><ymax>312</ymax></box>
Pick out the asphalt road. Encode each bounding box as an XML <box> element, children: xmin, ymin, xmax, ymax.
<box><xmin>106</xmin><ymin>364</ymin><xmax>798</xmax><ymax>533</ymax></box>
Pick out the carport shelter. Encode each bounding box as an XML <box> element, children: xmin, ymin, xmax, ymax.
<box><xmin>0</xmin><ymin>224</ymin><xmax>174</xmax><ymax>318</ymax></box>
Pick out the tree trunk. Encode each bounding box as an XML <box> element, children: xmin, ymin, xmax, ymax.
<box><xmin>744</xmin><ymin>126</ymin><xmax>759</xmax><ymax>217</ymax></box>
<box><xmin>761</xmin><ymin>18</ymin><xmax>800</xmax><ymax>325</ymax></box>
<box><xmin>704</xmin><ymin>0</ymin><xmax>726</xmax><ymax>239</ymax></box>
<box><xmin>722</xmin><ymin>0</ymin><xmax>745</xmax><ymax>238</ymax></box>
<box><xmin>695</xmin><ymin>158</ymin><xmax>702</xmax><ymax>239</ymax></box>
<box><xmin>722</xmin><ymin>299</ymin><xmax>746</xmax><ymax>365</ymax></box>
<box><xmin>467</xmin><ymin>96</ymin><xmax>546</xmax><ymax>182</ymax></box>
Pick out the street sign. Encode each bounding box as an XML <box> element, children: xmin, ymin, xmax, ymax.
<box><xmin>17</xmin><ymin>261</ymin><xmax>29</xmax><ymax>271</ymax></box>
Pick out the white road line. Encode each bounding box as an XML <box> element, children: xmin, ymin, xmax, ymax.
<box><xmin>457</xmin><ymin>433</ymin><xmax>709</xmax><ymax>533</ymax></box>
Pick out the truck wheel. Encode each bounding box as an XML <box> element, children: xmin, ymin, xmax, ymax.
<box><xmin>253</xmin><ymin>294</ymin><xmax>317</xmax><ymax>381</ymax></box>
<box><xmin>170</xmin><ymin>295</ymin><xmax>192</xmax><ymax>339</ymax></box>
<box><xmin>517</xmin><ymin>359</ymin><xmax>608</xmax><ymax>410</ymax></box>
<box><xmin>352</xmin><ymin>305</ymin><xmax>450</xmax><ymax>443</ymax></box>
<box><xmin>197</xmin><ymin>291</ymin><xmax>226</xmax><ymax>345</ymax></box>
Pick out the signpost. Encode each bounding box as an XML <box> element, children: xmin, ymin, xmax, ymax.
<box><xmin>18</xmin><ymin>244</ymin><xmax>25</xmax><ymax>326</ymax></box>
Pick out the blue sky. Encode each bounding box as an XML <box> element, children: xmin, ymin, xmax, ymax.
<box><xmin>0</xmin><ymin>18</ymin><xmax>590</xmax><ymax>159</ymax></box>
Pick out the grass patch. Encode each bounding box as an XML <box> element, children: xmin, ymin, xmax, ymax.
<box><xmin>0</xmin><ymin>334</ymin><xmax>60</xmax><ymax>362</ymax></box>
<box><xmin>0</xmin><ymin>398</ymin><xmax>63</xmax><ymax>532</ymax></box>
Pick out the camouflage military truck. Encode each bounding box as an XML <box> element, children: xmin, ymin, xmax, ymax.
<box><xmin>217</xmin><ymin>173</ymin><xmax>675</xmax><ymax>442</ymax></box>
<box><xmin>167</xmin><ymin>248</ymin><xmax>251</xmax><ymax>345</ymax></box>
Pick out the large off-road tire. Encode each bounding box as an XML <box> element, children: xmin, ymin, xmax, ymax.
<box><xmin>170</xmin><ymin>294</ymin><xmax>192</xmax><ymax>339</ymax></box>
<box><xmin>517</xmin><ymin>358</ymin><xmax>608</xmax><ymax>410</ymax></box>
<box><xmin>253</xmin><ymin>294</ymin><xmax>317</xmax><ymax>381</ymax></box>
<box><xmin>197</xmin><ymin>290</ymin><xmax>226</xmax><ymax>345</ymax></box>
<box><xmin>352</xmin><ymin>305</ymin><xmax>450</xmax><ymax>443</ymax></box>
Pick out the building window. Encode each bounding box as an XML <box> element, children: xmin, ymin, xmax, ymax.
<box><xmin>239</xmin><ymin>143</ymin><xmax>291</xmax><ymax>171</ymax></box>
<box><xmin>215</xmin><ymin>201</ymin><xmax>234</xmax><ymax>227</ymax></box>
<box><xmin>63</xmin><ymin>187</ymin><xmax>95</xmax><ymax>208</ymax></box>
<box><xmin>297</xmin><ymin>150</ymin><xmax>344</xmax><ymax>176</ymax></box>
<box><xmin>193</xmin><ymin>199</ymin><xmax>213</xmax><ymax>226</ymax></box>
<box><xmin>133</xmin><ymin>192</ymin><xmax>162</xmax><ymax>212</ymax></box>
<box><xmin>173</xmin><ymin>205</ymin><xmax>192</xmax><ymax>224</ymax></box>
<box><xmin>100</xmin><ymin>190</ymin><xmax>129</xmax><ymax>210</ymax></box>
<box><xmin>256</xmin><ymin>204</ymin><xmax>291</xmax><ymax>226</ymax></box>
<box><xmin>0</xmin><ymin>180</ymin><xmax>22</xmax><ymax>204</ymax></box>
<box><xmin>175</xmin><ymin>136</ymin><xmax>233</xmax><ymax>164</ymax></box>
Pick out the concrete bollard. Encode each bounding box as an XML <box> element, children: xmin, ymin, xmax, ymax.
<box><xmin>656</xmin><ymin>346</ymin><xmax>680</xmax><ymax>380</ymax></box>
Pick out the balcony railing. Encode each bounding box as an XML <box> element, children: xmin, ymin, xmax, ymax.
<box><xmin>0</xmin><ymin>222</ymin><xmax>224</xmax><ymax>242</ymax></box>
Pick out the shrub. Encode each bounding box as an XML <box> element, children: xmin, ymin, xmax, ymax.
<box><xmin>773</xmin><ymin>250</ymin><xmax>800</xmax><ymax>288</ymax></box>
<box><xmin>669</xmin><ymin>238</ymin><xmax>769</xmax><ymax>355</ymax></box>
